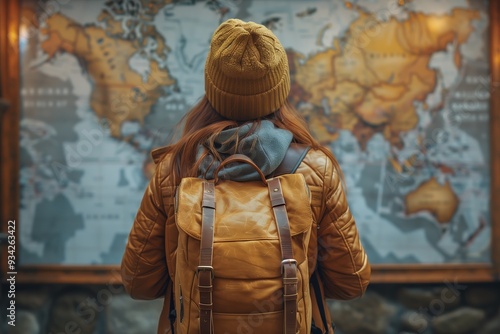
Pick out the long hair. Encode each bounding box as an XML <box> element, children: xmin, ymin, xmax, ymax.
<box><xmin>163</xmin><ymin>96</ymin><xmax>345</xmax><ymax>188</ymax></box>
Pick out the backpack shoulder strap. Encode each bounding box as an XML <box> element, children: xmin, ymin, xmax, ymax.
<box><xmin>273</xmin><ymin>143</ymin><xmax>332</xmax><ymax>333</ymax></box>
<box><xmin>311</xmin><ymin>271</ymin><xmax>331</xmax><ymax>333</ymax></box>
<box><xmin>270</xmin><ymin>143</ymin><xmax>310</xmax><ymax>177</ymax></box>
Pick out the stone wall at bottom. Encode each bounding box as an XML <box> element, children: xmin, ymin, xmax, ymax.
<box><xmin>1</xmin><ymin>282</ymin><xmax>499</xmax><ymax>334</ymax></box>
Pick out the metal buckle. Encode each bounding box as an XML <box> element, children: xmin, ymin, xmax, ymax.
<box><xmin>197</xmin><ymin>265</ymin><xmax>214</xmax><ymax>279</ymax></box>
<box><xmin>281</xmin><ymin>259</ymin><xmax>297</xmax><ymax>274</ymax></box>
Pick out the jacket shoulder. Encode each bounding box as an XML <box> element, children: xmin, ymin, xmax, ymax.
<box><xmin>150</xmin><ymin>146</ymin><xmax>175</xmax><ymax>189</ymax></box>
<box><xmin>151</xmin><ymin>146</ymin><xmax>170</xmax><ymax>164</ymax></box>
<box><xmin>297</xmin><ymin>148</ymin><xmax>336</xmax><ymax>184</ymax></box>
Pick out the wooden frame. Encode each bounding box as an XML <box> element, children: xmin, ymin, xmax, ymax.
<box><xmin>1</xmin><ymin>0</ymin><xmax>499</xmax><ymax>284</ymax></box>
<box><xmin>1</xmin><ymin>0</ymin><xmax>21</xmax><ymax>281</ymax></box>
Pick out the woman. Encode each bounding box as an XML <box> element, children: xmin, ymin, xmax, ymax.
<box><xmin>121</xmin><ymin>18</ymin><xmax>370</xmax><ymax>334</ymax></box>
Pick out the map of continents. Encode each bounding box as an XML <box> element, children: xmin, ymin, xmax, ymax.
<box><xmin>287</xmin><ymin>3</ymin><xmax>489</xmax><ymax>263</ymax></box>
<box><xmin>19</xmin><ymin>0</ymin><xmax>490</xmax><ymax>265</ymax></box>
<box><xmin>40</xmin><ymin>9</ymin><xmax>176</xmax><ymax>138</ymax></box>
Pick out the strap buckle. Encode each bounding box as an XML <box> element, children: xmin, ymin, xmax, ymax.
<box><xmin>281</xmin><ymin>259</ymin><xmax>297</xmax><ymax>274</ymax></box>
<box><xmin>197</xmin><ymin>265</ymin><xmax>215</xmax><ymax>279</ymax></box>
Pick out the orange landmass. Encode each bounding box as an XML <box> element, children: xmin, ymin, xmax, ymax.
<box><xmin>352</xmin><ymin>120</ymin><xmax>385</xmax><ymax>150</ymax></box>
<box><xmin>141</xmin><ymin>24</ymin><xmax>170</xmax><ymax>60</ymax></box>
<box><xmin>97</xmin><ymin>10</ymin><xmax>125</xmax><ymax>36</ymax></box>
<box><xmin>40</xmin><ymin>13</ymin><xmax>175</xmax><ymax>137</ymax></box>
<box><xmin>299</xmin><ymin>104</ymin><xmax>340</xmax><ymax>144</ymax></box>
<box><xmin>294</xmin><ymin>48</ymin><xmax>340</xmax><ymax>102</ymax></box>
<box><xmin>292</xmin><ymin>7</ymin><xmax>480</xmax><ymax>149</ymax></box>
<box><xmin>98</xmin><ymin>9</ymin><xmax>169</xmax><ymax>61</ymax></box>
<box><xmin>454</xmin><ymin>46</ymin><xmax>462</xmax><ymax>68</ymax></box>
<box><xmin>389</xmin><ymin>157</ymin><xmax>402</xmax><ymax>174</ymax></box>
<box><xmin>405</xmin><ymin>177</ymin><xmax>459</xmax><ymax>223</ymax></box>
<box><xmin>140</xmin><ymin>0</ymin><xmax>173</xmax><ymax>17</ymax></box>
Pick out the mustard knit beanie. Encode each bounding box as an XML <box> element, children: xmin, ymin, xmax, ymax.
<box><xmin>205</xmin><ymin>18</ymin><xmax>291</xmax><ymax>121</ymax></box>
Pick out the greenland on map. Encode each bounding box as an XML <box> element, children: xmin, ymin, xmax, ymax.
<box><xmin>18</xmin><ymin>0</ymin><xmax>491</xmax><ymax>265</ymax></box>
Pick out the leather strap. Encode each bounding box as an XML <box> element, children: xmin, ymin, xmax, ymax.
<box><xmin>169</xmin><ymin>284</ymin><xmax>176</xmax><ymax>334</ymax></box>
<box><xmin>197</xmin><ymin>144</ymin><xmax>307</xmax><ymax>334</ymax></box>
<box><xmin>311</xmin><ymin>271</ymin><xmax>329</xmax><ymax>333</ymax></box>
<box><xmin>213</xmin><ymin>154</ymin><xmax>268</xmax><ymax>185</ymax></box>
<box><xmin>199</xmin><ymin>181</ymin><xmax>215</xmax><ymax>334</ymax></box>
<box><xmin>270</xmin><ymin>143</ymin><xmax>310</xmax><ymax>177</ymax></box>
<box><xmin>268</xmin><ymin>178</ymin><xmax>297</xmax><ymax>334</ymax></box>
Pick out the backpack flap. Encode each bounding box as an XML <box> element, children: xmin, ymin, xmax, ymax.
<box><xmin>176</xmin><ymin>174</ymin><xmax>312</xmax><ymax>278</ymax></box>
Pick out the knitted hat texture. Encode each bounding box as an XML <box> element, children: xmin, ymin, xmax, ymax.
<box><xmin>205</xmin><ymin>19</ymin><xmax>290</xmax><ymax>121</ymax></box>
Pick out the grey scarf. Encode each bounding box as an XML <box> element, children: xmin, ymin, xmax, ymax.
<box><xmin>198</xmin><ymin>120</ymin><xmax>293</xmax><ymax>181</ymax></box>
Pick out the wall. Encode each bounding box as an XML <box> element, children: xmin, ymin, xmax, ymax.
<box><xmin>2</xmin><ymin>282</ymin><xmax>499</xmax><ymax>334</ymax></box>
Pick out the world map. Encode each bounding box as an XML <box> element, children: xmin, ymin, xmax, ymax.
<box><xmin>19</xmin><ymin>0</ymin><xmax>491</xmax><ymax>265</ymax></box>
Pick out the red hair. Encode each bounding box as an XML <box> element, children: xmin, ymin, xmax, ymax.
<box><xmin>163</xmin><ymin>96</ymin><xmax>345</xmax><ymax>188</ymax></box>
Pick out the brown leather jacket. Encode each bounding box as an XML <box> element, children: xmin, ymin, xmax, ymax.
<box><xmin>121</xmin><ymin>148</ymin><xmax>371</xmax><ymax>334</ymax></box>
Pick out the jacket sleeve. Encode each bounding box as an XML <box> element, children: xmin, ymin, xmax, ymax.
<box><xmin>317</xmin><ymin>157</ymin><xmax>371</xmax><ymax>300</ymax></box>
<box><xmin>121</xmin><ymin>164</ymin><xmax>169</xmax><ymax>300</ymax></box>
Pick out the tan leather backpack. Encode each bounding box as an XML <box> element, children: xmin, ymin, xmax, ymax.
<box><xmin>173</xmin><ymin>152</ymin><xmax>315</xmax><ymax>334</ymax></box>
